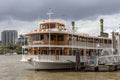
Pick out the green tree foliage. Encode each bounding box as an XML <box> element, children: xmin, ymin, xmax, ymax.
<box><xmin>0</xmin><ymin>43</ymin><xmax>22</xmax><ymax>55</ymax></box>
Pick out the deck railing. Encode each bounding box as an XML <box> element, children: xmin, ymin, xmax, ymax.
<box><xmin>80</xmin><ymin>56</ymin><xmax>98</xmax><ymax>66</ymax></box>
<box><xmin>21</xmin><ymin>54</ymin><xmax>75</xmax><ymax>62</ymax></box>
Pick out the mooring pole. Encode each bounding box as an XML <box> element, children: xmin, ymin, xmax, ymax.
<box><xmin>75</xmin><ymin>49</ymin><xmax>80</xmax><ymax>71</ymax></box>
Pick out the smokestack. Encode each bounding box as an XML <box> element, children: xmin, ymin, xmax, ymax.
<box><xmin>100</xmin><ymin>19</ymin><xmax>104</xmax><ymax>33</ymax></box>
<box><xmin>99</xmin><ymin>19</ymin><xmax>108</xmax><ymax>37</ymax></box>
<box><xmin>72</xmin><ymin>21</ymin><xmax>75</xmax><ymax>30</ymax></box>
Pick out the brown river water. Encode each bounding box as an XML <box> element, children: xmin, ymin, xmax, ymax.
<box><xmin>0</xmin><ymin>55</ymin><xmax>120</xmax><ymax>80</ymax></box>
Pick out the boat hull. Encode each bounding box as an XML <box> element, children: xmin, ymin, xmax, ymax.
<box><xmin>21</xmin><ymin>55</ymin><xmax>76</xmax><ymax>69</ymax></box>
<box><xmin>28</xmin><ymin>61</ymin><xmax>75</xmax><ymax>69</ymax></box>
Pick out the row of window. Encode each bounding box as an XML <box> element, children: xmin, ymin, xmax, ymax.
<box><xmin>32</xmin><ymin>34</ymin><xmax>64</xmax><ymax>41</ymax></box>
<box><xmin>34</xmin><ymin>50</ymin><xmax>63</xmax><ymax>55</ymax></box>
<box><xmin>40</xmin><ymin>24</ymin><xmax>65</xmax><ymax>29</ymax></box>
<box><xmin>33</xmin><ymin>49</ymin><xmax>102</xmax><ymax>56</ymax></box>
<box><xmin>32</xmin><ymin>34</ymin><xmax>111</xmax><ymax>44</ymax></box>
<box><xmin>40</xmin><ymin>24</ymin><xmax>56</xmax><ymax>29</ymax></box>
<box><xmin>69</xmin><ymin>36</ymin><xmax>111</xmax><ymax>44</ymax></box>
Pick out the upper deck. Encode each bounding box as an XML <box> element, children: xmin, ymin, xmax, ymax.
<box><xmin>40</xmin><ymin>22</ymin><xmax>65</xmax><ymax>27</ymax></box>
<box><xmin>40</xmin><ymin>21</ymin><xmax>65</xmax><ymax>30</ymax></box>
<box><xmin>22</xmin><ymin>9</ymin><xmax>113</xmax><ymax>56</ymax></box>
<box><xmin>29</xmin><ymin>21</ymin><xmax>66</xmax><ymax>34</ymax></box>
<box><xmin>24</xmin><ymin>21</ymin><xmax>112</xmax><ymax>48</ymax></box>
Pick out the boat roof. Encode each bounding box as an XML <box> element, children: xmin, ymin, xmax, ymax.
<box><xmin>40</xmin><ymin>21</ymin><xmax>65</xmax><ymax>26</ymax></box>
<box><xmin>25</xmin><ymin>30</ymin><xmax>111</xmax><ymax>40</ymax></box>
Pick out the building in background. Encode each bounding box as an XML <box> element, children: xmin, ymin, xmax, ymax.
<box><xmin>1</xmin><ymin>30</ymin><xmax>18</xmax><ymax>46</ymax></box>
<box><xmin>17</xmin><ymin>35</ymin><xmax>29</xmax><ymax>45</ymax></box>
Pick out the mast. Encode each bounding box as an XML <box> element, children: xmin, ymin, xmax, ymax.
<box><xmin>47</xmin><ymin>8</ymin><xmax>53</xmax><ymax>21</ymax></box>
<box><xmin>72</xmin><ymin>21</ymin><xmax>75</xmax><ymax>55</ymax></box>
<box><xmin>119</xmin><ymin>26</ymin><xmax>120</xmax><ymax>54</ymax></box>
<box><xmin>47</xmin><ymin>8</ymin><xmax>53</xmax><ymax>56</ymax></box>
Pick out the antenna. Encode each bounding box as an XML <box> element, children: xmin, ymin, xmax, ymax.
<box><xmin>119</xmin><ymin>24</ymin><xmax>120</xmax><ymax>33</ymax></box>
<box><xmin>47</xmin><ymin>8</ymin><xmax>53</xmax><ymax>21</ymax></box>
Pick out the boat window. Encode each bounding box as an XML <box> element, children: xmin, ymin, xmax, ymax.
<box><xmin>36</xmin><ymin>35</ymin><xmax>39</xmax><ymax>41</ymax></box>
<box><xmin>33</xmin><ymin>35</ymin><xmax>36</xmax><ymax>41</ymax></box>
<box><xmin>47</xmin><ymin>34</ymin><xmax>49</xmax><ymax>40</ymax></box>
<box><xmin>42</xmin><ymin>26</ymin><xmax>45</xmax><ymax>29</ymax></box>
<box><xmin>40</xmin><ymin>35</ymin><xmax>44</xmax><ymax>40</ymax></box>
<box><xmin>80</xmin><ymin>50</ymin><xmax>84</xmax><ymax>56</ymax></box>
<box><xmin>95</xmin><ymin>39</ymin><xmax>99</xmax><ymax>43</ymax></box>
<box><xmin>73</xmin><ymin>50</ymin><xmax>76</xmax><ymax>55</ymax></box>
<box><xmin>47</xmin><ymin>24</ymin><xmax>55</xmax><ymax>29</ymax></box>
<box><xmin>51</xmin><ymin>24</ymin><xmax>55</xmax><ymax>28</ymax></box>
<box><xmin>51</xmin><ymin>50</ymin><xmax>55</xmax><ymax>55</ymax></box>
<box><xmin>104</xmin><ymin>39</ymin><xmax>107</xmax><ymax>44</ymax></box>
<box><xmin>73</xmin><ymin>36</ymin><xmax>77</xmax><ymax>41</ymax></box>
<box><xmin>88</xmin><ymin>38</ymin><xmax>92</xmax><ymax>43</ymax></box>
<box><xmin>56</xmin><ymin>50</ymin><xmax>59</xmax><ymax>55</ymax></box>
<box><xmin>99</xmin><ymin>39</ymin><xmax>103</xmax><ymax>43</ymax></box>
<box><xmin>34</xmin><ymin>50</ymin><xmax>37</xmax><ymax>55</ymax></box>
<box><xmin>69</xmin><ymin>50</ymin><xmax>75</xmax><ymax>55</ymax></box>
<box><xmin>47</xmin><ymin>34</ymin><xmax>54</xmax><ymax>40</ymax></box>
<box><xmin>39</xmin><ymin>50</ymin><xmax>41</xmax><ymax>54</ymax></box>
<box><xmin>108</xmin><ymin>39</ymin><xmax>111</xmax><ymax>44</ymax></box>
<box><xmin>69</xmin><ymin>50</ymin><xmax>72</xmax><ymax>55</ymax></box>
<box><xmin>44</xmin><ymin>50</ymin><xmax>47</xmax><ymax>55</ymax></box>
<box><xmin>69</xmin><ymin>36</ymin><xmax>72</xmax><ymax>41</ymax></box>
<box><xmin>57</xmin><ymin>35</ymin><xmax>64</xmax><ymax>41</ymax></box>
<box><xmin>77</xmin><ymin>37</ymin><xmax>79</xmax><ymax>41</ymax></box>
<box><xmin>51</xmin><ymin>35</ymin><xmax>56</xmax><ymax>40</ymax></box>
<box><xmin>33</xmin><ymin>35</ymin><xmax>37</xmax><ymax>41</ymax></box>
<box><xmin>79</xmin><ymin>38</ymin><xmax>82</xmax><ymax>42</ymax></box>
<box><xmin>41</xmin><ymin>50</ymin><xmax>47</xmax><ymax>55</ymax></box>
<box><xmin>46</xmin><ymin>25</ymin><xmax>49</xmax><ymax>29</ymax></box>
<box><xmin>60</xmin><ymin>50</ymin><xmax>64</xmax><ymax>55</ymax></box>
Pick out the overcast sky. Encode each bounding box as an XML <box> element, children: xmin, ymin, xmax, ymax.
<box><xmin>0</xmin><ymin>0</ymin><xmax>120</xmax><ymax>39</ymax></box>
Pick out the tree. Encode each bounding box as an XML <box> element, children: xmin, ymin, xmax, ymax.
<box><xmin>15</xmin><ymin>44</ymin><xmax>22</xmax><ymax>54</ymax></box>
<box><xmin>0</xmin><ymin>45</ymin><xmax>5</xmax><ymax>54</ymax></box>
<box><xmin>0</xmin><ymin>43</ymin><xmax>22</xmax><ymax>55</ymax></box>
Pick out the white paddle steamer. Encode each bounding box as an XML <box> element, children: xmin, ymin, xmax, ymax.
<box><xmin>21</xmin><ymin>10</ymin><xmax>112</xmax><ymax>69</ymax></box>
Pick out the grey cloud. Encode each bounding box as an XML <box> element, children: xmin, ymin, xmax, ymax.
<box><xmin>0</xmin><ymin>0</ymin><xmax>120</xmax><ymax>21</ymax></box>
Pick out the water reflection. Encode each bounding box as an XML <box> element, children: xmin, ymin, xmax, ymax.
<box><xmin>19</xmin><ymin>71</ymin><xmax>120</xmax><ymax>80</ymax></box>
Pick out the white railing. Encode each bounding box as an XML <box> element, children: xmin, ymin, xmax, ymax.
<box><xmin>21</xmin><ymin>54</ymin><xmax>76</xmax><ymax>62</ymax></box>
<box><xmin>80</xmin><ymin>56</ymin><xmax>98</xmax><ymax>66</ymax></box>
<box><xmin>21</xmin><ymin>55</ymin><xmax>39</xmax><ymax>61</ymax></box>
<box><xmin>22</xmin><ymin>54</ymin><xmax>120</xmax><ymax>66</ymax></box>
<box><xmin>98</xmin><ymin>55</ymin><xmax>120</xmax><ymax>65</ymax></box>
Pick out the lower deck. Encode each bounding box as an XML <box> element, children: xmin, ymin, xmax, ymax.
<box><xmin>21</xmin><ymin>54</ymin><xmax>98</xmax><ymax>67</ymax></box>
<box><xmin>23</xmin><ymin>47</ymin><xmax>102</xmax><ymax>57</ymax></box>
<box><xmin>21</xmin><ymin>54</ymin><xmax>120</xmax><ymax>71</ymax></box>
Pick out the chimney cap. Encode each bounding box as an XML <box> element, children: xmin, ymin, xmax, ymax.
<box><xmin>100</xmin><ymin>19</ymin><xmax>103</xmax><ymax>22</ymax></box>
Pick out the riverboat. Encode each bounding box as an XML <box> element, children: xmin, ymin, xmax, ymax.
<box><xmin>21</xmin><ymin>9</ymin><xmax>112</xmax><ymax>69</ymax></box>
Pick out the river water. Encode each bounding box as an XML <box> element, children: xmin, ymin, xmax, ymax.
<box><xmin>0</xmin><ymin>55</ymin><xmax>120</xmax><ymax>80</ymax></box>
